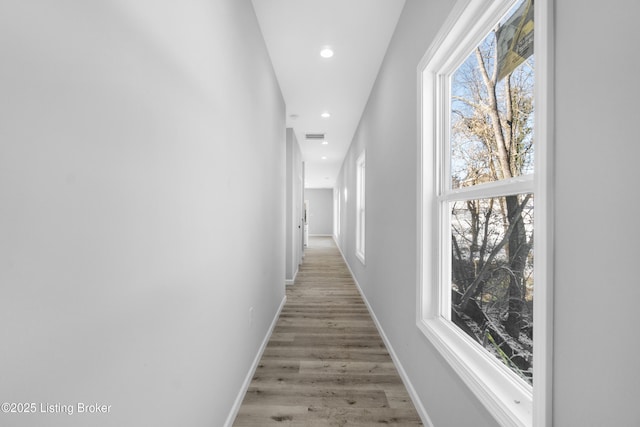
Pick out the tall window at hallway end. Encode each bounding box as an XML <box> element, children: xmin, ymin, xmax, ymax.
<box><xmin>418</xmin><ymin>0</ymin><xmax>552</xmax><ymax>425</ymax></box>
<box><xmin>356</xmin><ymin>151</ymin><xmax>366</xmax><ymax>264</ymax></box>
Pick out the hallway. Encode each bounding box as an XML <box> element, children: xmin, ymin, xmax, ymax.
<box><xmin>233</xmin><ymin>237</ymin><xmax>422</xmax><ymax>426</ymax></box>
<box><xmin>4</xmin><ymin>1</ymin><xmax>640</xmax><ymax>426</ymax></box>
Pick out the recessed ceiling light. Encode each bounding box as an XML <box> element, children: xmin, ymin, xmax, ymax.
<box><xmin>322</xmin><ymin>141</ymin><xmax>329</xmax><ymax>145</ymax></box>
<box><xmin>320</xmin><ymin>47</ymin><xmax>334</xmax><ymax>58</ymax></box>
<box><xmin>321</xmin><ymin>112</ymin><xmax>331</xmax><ymax>118</ymax></box>
<box><xmin>321</xmin><ymin>156</ymin><xmax>327</xmax><ymax>160</ymax></box>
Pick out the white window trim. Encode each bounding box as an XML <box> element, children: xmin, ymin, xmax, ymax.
<box><xmin>334</xmin><ymin>187</ymin><xmax>341</xmax><ymax>238</ymax></box>
<box><xmin>355</xmin><ymin>151</ymin><xmax>366</xmax><ymax>264</ymax></box>
<box><xmin>416</xmin><ymin>0</ymin><xmax>554</xmax><ymax>426</ymax></box>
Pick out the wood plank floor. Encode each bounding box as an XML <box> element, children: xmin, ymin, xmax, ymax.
<box><xmin>233</xmin><ymin>236</ymin><xmax>423</xmax><ymax>426</ymax></box>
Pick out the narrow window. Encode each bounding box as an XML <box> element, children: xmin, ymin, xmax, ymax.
<box><xmin>335</xmin><ymin>188</ymin><xmax>341</xmax><ymax>238</ymax></box>
<box><xmin>356</xmin><ymin>152</ymin><xmax>366</xmax><ymax>263</ymax></box>
<box><xmin>418</xmin><ymin>0</ymin><xmax>552</xmax><ymax>425</ymax></box>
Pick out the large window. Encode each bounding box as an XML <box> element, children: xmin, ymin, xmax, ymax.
<box><xmin>449</xmin><ymin>0</ymin><xmax>535</xmax><ymax>384</ymax></box>
<box><xmin>356</xmin><ymin>151</ymin><xmax>366</xmax><ymax>263</ymax></box>
<box><xmin>418</xmin><ymin>0</ymin><xmax>553</xmax><ymax>426</ymax></box>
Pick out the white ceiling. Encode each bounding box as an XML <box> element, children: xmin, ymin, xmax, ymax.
<box><xmin>252</xmin><ymin>0</ymin><xmax>406</xmax><ymax>189</ymax></box>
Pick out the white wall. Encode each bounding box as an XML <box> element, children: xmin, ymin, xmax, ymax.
<box><xmin>0</xmin><ymin>1</ymin><xmax>285</xmax><ymax>426</ymax></box>
<box><xmin>305</xmin><ymin>189</ymin><xmax>334</xmax><ymax>236</ymax></box>
<box><xmin>285</xmin><ymin>128</ymin><xmax>304</xmax><ymax>283</ymax></box>
<box><xmin>554</xmin><ymin>0</ymin><xmax>640</xmax><ymax>425</ymax></box>
<box><xmin>335</xmin><ymin>0</ymin><xmax>640</xmax><ymax>426</ymax></box>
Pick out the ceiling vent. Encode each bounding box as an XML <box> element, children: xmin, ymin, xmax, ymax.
<box><xmin>305</xmin><ymin>133</ymin><xmax>325</xmax><ymax>140</ymax></box>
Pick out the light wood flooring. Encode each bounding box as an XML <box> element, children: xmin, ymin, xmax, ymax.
<box><xmin>233</xmin><ymin>236</ymin><xmax>423</xmax><ymax>426</ymax></box>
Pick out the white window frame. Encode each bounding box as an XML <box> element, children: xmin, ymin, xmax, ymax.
<box><xmin>334</xmin><ymin>187</ymin><xmax>341</xmax><ymax>238</ymax></box>
<box><xmin>416</xmin><ymin>1</ymin><xmax>554</xmax><ymax>426</ymax></box>
<box><xmin>355</xmin><ymin>151</ymin><xmax>366</xmax><ymax>264</ymax></box>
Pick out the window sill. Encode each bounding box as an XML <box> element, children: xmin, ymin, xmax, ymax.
<box><xmin>417</xmin><ymin>317</ymin><xmax>532</xmax><ymax>427</ymax></box>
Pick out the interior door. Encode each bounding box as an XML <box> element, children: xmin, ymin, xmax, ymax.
<box><xmin>303</xmin><ymin>200</ymin><xmax>309</xmax><ymax>247</ymax></box>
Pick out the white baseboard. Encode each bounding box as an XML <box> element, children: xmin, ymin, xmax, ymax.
<box><xmin>224</xmin><ymin>295</ymin><xmax>287</xmax><ymax>427</ymax></box>
<box><xmin>334</xmin><ymin>240</ymin><xmax>434</xmax><ymax>427</ymax></box>
<box><xmin>309</xmin><ymin>234</ymin><xmax>333</xmax><ymax>237</ymax></box>
<box><xmin>285</xmin><ymin>267</ymin><xmax>298</xmax><ymax>286</ymax></box>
